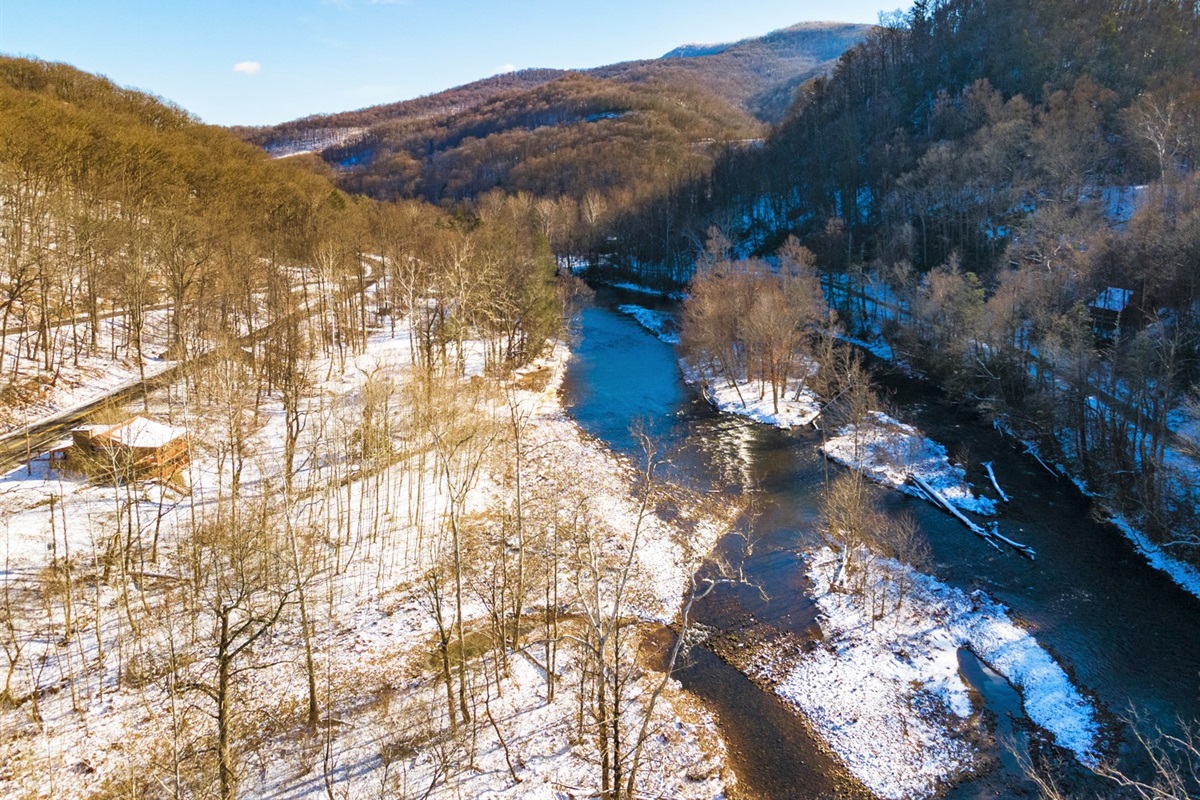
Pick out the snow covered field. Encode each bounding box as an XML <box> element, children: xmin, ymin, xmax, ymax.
<box><xmin>746</xmin><ymin>548</ymin><xmax>1100</xmax><ymax>799</ymax></box>
<box><xmin>0</xmin><ymin>322</ymin><xmax>734</xmax><ymax>799</ymax></box>
<box><xmin>823</xmin><ymin>410</ymin><xmax>997</xmax><ymax>515</ymax></box>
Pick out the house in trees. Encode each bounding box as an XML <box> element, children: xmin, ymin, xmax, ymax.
<box><xmin>1089</xmin><ymin>287</ymin><xmax>1135</xmax><ymax>340</ymax></box>
<box><xmin>71</xmin><ymin>415</ymin><xmax>190</xmax><ymax>481</ymax></box>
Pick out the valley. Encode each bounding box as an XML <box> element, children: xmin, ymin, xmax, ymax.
<box><xmin>3</xmin><ymin>2</ymin><xmax>1200</xmax><ymax>799</ymax></box>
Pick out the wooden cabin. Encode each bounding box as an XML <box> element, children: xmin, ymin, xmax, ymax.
<box><xmin>71</xmin><ymin>415</ymin><xmax>189</xmax><ymax>481</ymax></box>
<box><xmin>1089</xmin><ymin>287</ymin><xmax>1135</xmax><ymax>339</ymax></box>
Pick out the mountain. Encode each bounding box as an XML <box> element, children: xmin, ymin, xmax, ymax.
<box><xmin>614</xmin><ymin>0</ymin><xmax>1200</xmax><ymax>280</ymax></box>
<box><xmin>235</xmin><ymin>68</ymin><xmax>568</xmax><ymax>158</ymax></box>
<box><xmin>236</xmin><ymin>22</ymin><xmax>870</xmax><ymax>204</ymax></box>
<box><xmin>610</xmin><ymin>22</ymin><xmax>875</xmax><ymax>123</ymax></box>
<box><xmin>605</xmin><ymin>0</ymin><xmax>1200</xmax><ymax>555</ymax></box>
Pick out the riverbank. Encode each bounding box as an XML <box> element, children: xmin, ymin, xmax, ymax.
<box><xmin>615</xmin><ymin>301</ymin><xmax>822</xmax><ymax>429</ymax></box>
<box><xmin>823</xmin><ymin>410</ymin><xmax>997</xmax><ymax>515</ymax></box>
<box><xmin>608</xmin><ymin>279</ymin><xmax>1200</xmax><ymax>605</ymax></box>
<box><xmin>832</xmin><ymin>287</ymin><xmax>1200</xmax><ymax>603</ymax></box>
<box><xmin>680</xmin><ymin>358</ymin><xmax>822</xmax><ymax>430</ymax></box>
<box><xmin>566</xmin><ymin>292</ymin><xmax>1200</xmax><ymax>800</ymax></box>
<box><xmin>743</xmin><ymin>548</ymin><xmax>1100</xmax><ymax>800</ymax></box>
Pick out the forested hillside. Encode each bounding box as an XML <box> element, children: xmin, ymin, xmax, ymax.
<box><xmin>0</xmin><ymin>57</ymin><xmax>565</xmax><ymax>423</ymax></box>
<box><xmin>328</xmin><ymin>72</ymin><xmax>760</xmax><ymax>204</ymax></box>
<box><xmin>238</xmin><ymin>23</ymin><xmax>868</xmax><ymax>220</ymax></box>
<box><xmin>594</xmin><ymin>21</ymin><xmax>872</xmax><ymax>124</ymax></box>
<box><xmin>234</xmin><ymin>68</ymin><xmax>568</xmax><ymax>157</ymax></box>
<box><xmin>613</xmin><ymin>0</ymin><xmax>1200</xmax><ymax>565</ymax></box>
<box><xmin>0</xmin><ymin>56</ymin><xmax>335</xmax><ymax>410</ymax></box>
<box><xmin>4</xmin><ymin>57</ymin><xmax>727</xmax><ymax>800</ymax></box>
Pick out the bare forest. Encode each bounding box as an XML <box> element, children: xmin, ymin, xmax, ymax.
<box><xmin>0</xmin><ymin>59</ymin><xmax>738</xmax><ymax>800</ymax></box>
<box><xmin>5</xmin><ymin>2</ymin><xmax>1200</xmax><ymax>798</ymax></box>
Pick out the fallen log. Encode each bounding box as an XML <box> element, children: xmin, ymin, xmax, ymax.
<box><xmin>986</xmin><ymin>524</ymin><xmax>1038</xmax><ymax>561</ymax></box>
<box><xmin>907</xmin><ymin>473</ymin><xmax>1036</xmax><ymax>560</ymax></box>
<box><xmin>1023</xmin><ymin>443</ymin><xmax>1059</xmax><ymax>477</ymax></box>
<box><xmin>908</xmin><ymin>473</ymin><xmax>999</xmax><ymax>546</ymax></box>
<box><xmin>983</xmin><ymin>461</ymin><xmax>1010</xmax><ymax>503</ymax></box>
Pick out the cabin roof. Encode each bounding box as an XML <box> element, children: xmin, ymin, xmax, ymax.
<box><xmin>1090</xmin><ymin>287</ymin><xmax>1133</xmax><ymax>313</ymax></box>
<box><xmin>91</xmin><ymin>415</ymin><xmax>187</xmax><ymax>449</ymax></box>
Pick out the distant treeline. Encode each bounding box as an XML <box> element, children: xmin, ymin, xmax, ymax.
<box><xmin>235</xmin><ymin>24</ymin><xmax>870</xmax><ymax>267</ymax></box>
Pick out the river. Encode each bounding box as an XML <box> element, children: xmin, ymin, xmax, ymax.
<box><xmin>562</xmin><ymin>287</ymin><xmax>1200</xmax><ymax>799</ymax></box>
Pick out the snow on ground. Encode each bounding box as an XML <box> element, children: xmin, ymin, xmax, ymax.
<box><xmin>614</xmin><ymin>301</ymin><xmax>822</xmax><ymax>429</ymax></box>
<box><xmin>616</xmin><ymin>304</ymin><xmax>680</xmax><ymax>344</ymax></box>
<box><xmin>823</xmin><ymin>264</ymin><xmax>1200</xmax><ymax>596</ymax></box>
<box><xmin>823</xmin><ymin>411</ymin><xmax>997</xmax><ymax>515</ymax></box>
<box><xmin>835</xmin><ymin>331</ymin><xmax>896</xmax><ymax>362</ymax></box>
<box><xmin>0</xmin><ymin>308</ymin><xmax>176</xmax><ymax>437</ymax></box>
<box><xmin>746</xmin><ymin>548</ymin><xmax>1100</xmax><ymax>799</ymax></box>
<box><xmin>509</xmin><ymin>349</ymin><xmax>730</xmax><ymax>624</ymax></box>
<box><xmin>265</xmin><ymin>127</ymin><xmax>367</xmax><ymax>159</ymax></box>
<box><xmin>0</xmin><ymin>320</ymin><xmax>734</xmax><ymax>799</ymax></box>
<box><xmin>612</xmin><ymin>281</ymin><xmax>669</xmax><ymax>296</ymax></box>
<box><xmin>1045</xmin><ymin>407</ymin><xmax>1200</xmax><ymax>602</ymax></box>
<box><xmin>1056</xmin><ymin>439</ymin><xmax>1200</xmax><ymax>602</ymax></box>
<box><xmin>1109</xmin><ymin>514</ymin><xmax>1200</xmax><ymax>603</ymax></box>
<box><xmin>1097</xmin><ymin>184</ymin><xmax>1150</xmax><ymax>226</ymax></box>
<box><xmin>609</xmin><ymin>281</ymin><xmax>685</xmax><ymax>300</ymax></box>
<box><xmin>680</xmin><ymin>359</ymin><xmax>821</xmax><ymax>429</ymax></box>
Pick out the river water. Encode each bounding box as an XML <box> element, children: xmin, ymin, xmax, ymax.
<box><xmin>562</xmin><ymin>287</ymin><xmax>1200</xmax><ymax>799</ymax></box>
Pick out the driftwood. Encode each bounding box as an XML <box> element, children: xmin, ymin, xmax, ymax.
<box><xmin>1023</xmin><ymin>443</ymin><xmax>1059</xmax><ymax>477</ymax></box>
<box><xmin>982</xmin><ymin>461</ymin><xmax>1010</xmax><ymax>503</ymax></box>
<box><xmin>907</xmin><ymin>473</ymin><xmax>1036</xmax><ymax>560</ymax></box>
<box><xmin>985</xmin><ymin>526</ymin><xmax>1038</xmax><ymax>561</ymax></box>
<box><xmin>908</xmin><ymin>474</ymin><xmax>999</xmax><ymax>545</ymax></box>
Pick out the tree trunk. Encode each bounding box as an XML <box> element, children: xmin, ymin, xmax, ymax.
<box><xmin>217</xmin><ymin>610</ymin><xmax>235</xmax><ymax>800</ymax></box>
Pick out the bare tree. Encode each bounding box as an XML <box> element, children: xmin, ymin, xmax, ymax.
<box><xmin>1100</xmin><ymin>716</ymin><xmax>1200</xmax><ymax>800</ymax></box>
<box><xmin>182</xmin><ymin>500</ymin><xmax>294</xmax><ymax>800</ymax></box>
<box><xmin>410</xmin><ymin>368</ymin><xmax>500</xmax><ymax>727</ymax></box>
<box><xmin>681</xmin><ymin>235</ymin><xmax>827</xmax><ymax>413</ymax></box>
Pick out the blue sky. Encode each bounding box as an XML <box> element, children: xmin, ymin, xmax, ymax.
<box><xmin>0</xmin><ymin>1</ymin><xmax>899</xmax><ymax>127</ymax></box>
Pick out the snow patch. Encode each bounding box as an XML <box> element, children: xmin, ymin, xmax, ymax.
<box><xmin>608</xmin><ymin>281</ymin><xmax>685</xmax><ymax>300</ymax></box>
<box><xmin>680</xmin><ymin>359</ymin><xmax>821</xmax><ymax>429</ymax></box>
<box><xmin>823</xmin><ymin>411</ymin><xmax>996</xmax><ymax>515</ymax></box>
<box><xmin>1109</xmin><ymin>515</ymin><xmax>1200</xmax><ymax>602</ymax></box>
<box><xmin>616</xmin><ymin>304</ymin><xmax>680</xmax><ymax>344</ymax></box>
<box><xmin>751</xmin><ymin>549</ymin><xmax>1100</xmax><ymax>799</ymax></box>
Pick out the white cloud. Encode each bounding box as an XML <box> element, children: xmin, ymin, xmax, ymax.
<box><xmin>232</xmin><ymin>61</ymin><xmax>262</xmax><ymax>76</ymax></box>
<box><xmin>496</xmin><ymin>64</ymin><xmax>517</xmax><ymax>75</ymax></box>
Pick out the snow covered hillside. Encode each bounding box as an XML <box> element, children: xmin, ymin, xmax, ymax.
<box><xmin>0</xmin><ymin>322</ymin><xmax>735</xmax><ymax>800</ymax></box>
